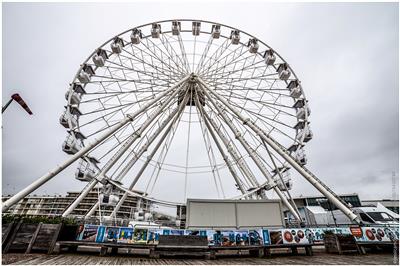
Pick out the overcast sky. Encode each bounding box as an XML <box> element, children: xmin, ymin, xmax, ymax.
<box><xmin>2</xmin><ymin>2</ymin><xmax>398</xmax><ymax>205</ymax></box>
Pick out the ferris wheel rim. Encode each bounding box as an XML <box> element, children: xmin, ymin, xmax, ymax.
<box><xmin>62</xmin><ymin>19</ymin><xmax>312</xmax><ymax>205</ymax></box>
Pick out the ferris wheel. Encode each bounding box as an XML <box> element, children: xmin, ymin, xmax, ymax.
<box><xmin>2</xmin><ymin>19</ymin><xmax>360</xmax><ymax>224</ymax></box>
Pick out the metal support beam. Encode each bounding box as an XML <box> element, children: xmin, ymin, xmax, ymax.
<box><xmin>194</xmin><ymin>93</ymin><xmax>247</xmax><ymax>195</ymax></box>
<box><xmin>197</xmin><ymin>77</ymin><xmax>360</xmax><ymax>223</ymax></box>
<box><xmin>1</xmin><ymin>76</ymin><xmax>190</xmax><ymax>213</ymax></box>
<box><xmin>110</xmin><ymin>90</ymin><xmax>190</xmax><ymax>217</ymax></box>
<box><xmin>62</xmin><ymin>81</ymin><xmax>185</xmax><ymax>217</ymax></box>
<box><xmin>199</xmin><ymin>82</ymin><xmax>300</xmax><ymax>220</ymax></box>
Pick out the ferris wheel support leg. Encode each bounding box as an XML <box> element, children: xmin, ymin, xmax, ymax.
<box><xmin>197</xmin><ymin>78</ymin><xmax>360</xmax><ymax>224</ymax></box>
<box><xmin>85</xmin><ymin>201</ymin><xmax>99</xmax><ymax>219</ymax></box>
<box><xmin>110</xmin><ymin>94</ymin><xmax>189</xmax><ymax>217</ymax></box>
<box><xmin>199</xmin><ymin>83</ymin><xmax>300</xmax><ymax>221</ymax></box>
<box><xmin>62</xmin><ymin>79</ymin><xmax>188</xmax><ymax>217</ymax></box>
<box><xmin>195</xmin><ymin>98</ymin><xmax>247</xmax><ymax>195</ymax></box>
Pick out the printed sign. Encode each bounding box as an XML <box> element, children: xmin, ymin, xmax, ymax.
<box><xmin>281</xmin><ymin>229</ymin><xmax>313</xmax><ymax>244</ymax></box>
<box><xmin>132</xmin><ymin>228</ymin><xmax>148</xmax><ymax>243</ymax></box>
<box><xmin>235</xmin><ymin>230</ymin><xmax>250</xmax><ymax>246</ymax></box>
<box><xmin>77</xmin><ymin>224</ymin><xmax>99</xmax><ymax>242</ymax></box>
<box><xmin>96</xmin><ymin>226</ymin><xmax>106</xmax><ymax>243</ymax></box>
<box><xmin>104</xmin><ymin>227</ymin><xmax>119</xmax><ymax>243</ymax></box>
<box><xmin>354</xmin><ymin>226</ymin><xmax>399</xmax><ymax>243</ymax></box>
<box><xmin>148</xmin><ymin>229</ymin><xmax>163</xmax><ymax>244</ymax></box>
<box><xmin>118</xmin><ymin>227</ymin><xmax>134</xmax><ymax>243</ymax></box>
<box><xmin>269</xmin><ymin>230</ymin><xmax>283</xmax><ymax>245</ymax></box>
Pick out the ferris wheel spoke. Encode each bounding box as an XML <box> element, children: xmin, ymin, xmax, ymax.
<box><xmin>159</xmin><ymin>33</ymin><xmax>190</xmax><ymax>74</ymax></box>
<box><xmin>201</xmin><ymin>103</ymin><xmax>259</xmax><ymax>189</ymax></box>
<box><xmin>217</xmin><ymin>88</ymin><xmax>296</xmax><ymax>115</ymax></box>
<box><xmin>93</xmin><ymin>62</ymin><xmax>176</xmax><ymax>84</ymax></box>
<box><xmin>112</xmin><ymin>90</ymin><xmax>191</xmax><ymax>216</ymax></box>
<box><xmin>144</xmin><ymin>101</ymin><xmax>186</xmax><ymax>195</ymax></box>
<box><xmin>140</xmin><ymin>38</ymin><xmax>186</xmax><ymax>77</ymax></box>
<box><xmin>195</xmin><ymin>35</ymin><xmax>214</xmax><ymax>73</ymax></box>
<box><xmin>113</xmin><ymin>97</ymin><xmax>182</xmax><ymax>183</ymax></box>
<box><xmin>176</xmin><ymin>33</ymin><xmax>192</xmax><ymax>72</ymax></box>
<box><xmin>202</xmin><ymin>57</ymin><xmax>266</xmax><ymax>83</ymax></box>
<box><xmin>197</xmin><ymin>37</ymin><xmax>231</xmax><ymax>75</ymax></box>
<box><xmin>119</xmin><ymin>45</ymin><xmax>182</xmax><ymax>81</ymax></box>
<box><xmin>200</xmin><ymin>42</ymin><xmax>247</xmax><ymax>79</ymax></box>
<box><xmin>212</xmin><ymin>94</ymin><xmax>297</xmax><ymax>138</ymax></box>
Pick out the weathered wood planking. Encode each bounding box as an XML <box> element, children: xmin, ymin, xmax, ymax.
<box><xmin>5</xmin><ymin>223</ymin><xmax>39</xmax><ymax>252</ymax></box>
<box><xmin>29</xmin><ymin>223</ymin><xmax>62</xmax><ymax>253</ymax></box>
<box><xmin>2</xmin><ymin>222</ymin><xmax>15</xmax><ymax>249</ymax></box>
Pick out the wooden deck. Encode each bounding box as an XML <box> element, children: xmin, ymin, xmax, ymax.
<box><xmin>3</xmin><ymin>250</ymin><xmax>397</xmax><ymax>265</ymax></box>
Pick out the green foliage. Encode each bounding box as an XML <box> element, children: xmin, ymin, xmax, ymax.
<box><xmin>2</xmin><ymin>214</ymin><xmax>77</xmax><ymax>225</ymax></box>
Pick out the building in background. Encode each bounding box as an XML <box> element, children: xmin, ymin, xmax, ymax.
<box><xmin>362</xmin><ymin>199</ymin><xmax>399</xmax><ymax>214</ymax></box>
<box><xmin>2</xmin><ymin>186</ymin><xmax>151</xmax><ymax>220</ymax></box>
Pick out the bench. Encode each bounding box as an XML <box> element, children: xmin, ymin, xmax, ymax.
<box><xmin>264</xmin><ymin>244</ymin><xmax>313</xmax><ymax>256</ymax></box>
<box><xmin>154</xmin><ymin>235</ymin><xmax>211</xmax><ymax>259</ymax></box>
<box><xmin>53</xmin><ymin>241</ymin><xmax>156</xmax><ymax>257</ymax></box>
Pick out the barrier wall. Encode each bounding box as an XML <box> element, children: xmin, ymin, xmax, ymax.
<box><xmin>76</xmin><ymin>224</ymin><xmax>399</xmax><ymax>246</ymax></box>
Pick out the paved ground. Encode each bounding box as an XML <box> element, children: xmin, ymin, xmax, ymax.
<box><xmin>3</xmin><ymin>250</ymin><xmax>398</xmax><ymax>265</ymax></box>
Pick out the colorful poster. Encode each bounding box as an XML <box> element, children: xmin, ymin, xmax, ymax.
<box><xmin>309</xmin><ymin>227</ymin><xmax>335</xmax><ymax>244</ymax></box>
<box><xmin>104</xmin><ymin>227</ymin><xmax>119</xmax><ymax>243</ymax></box>
<box><xmin>335</xmin><ymin>227</ymin><xmax>351</xmax><ymax>235</ymax></box>
<box><xmin>76</xmin><ymin>224</ymin><xmax>85</xmax><ymax>241</ymax></box>
<box><xmin>77</xmin><ymin>224</ymin><xmax>99</xmax><ymax>242</ymax></box>
<box><xmin>281</xmin><ymin>229</ymin><xmax>313</xmax><ymax>244</ymax></box>
<box><xmin>234</xmin><ymin>230</ymin><xmax>250</xmax><ymax>246</ymax></box>
<box><xmin>169</xmin><ymin>229</ymin><xmax>184</xmax><ymax>235</ymax></box>
<box><xmin>249</xmin><ymin>230</ymin><xmax>262</xmax><ymax>245</ymax></box>
<box><xmin>206</xmin><ymin>230</ymin><xmax>217</xmax><ymax>246</ymax></box>
<box><xmin>118</xmin><ymin>227</ymin><xmax>134</xmax><ymax>243</ymax></box>
<box><xmin>354</xmin><ymin>226</ymin><xmax>399</xmax><ymax>243</ymax></box>
<box><xmin>220</xmin><ymin>230</ymin><xmax>236</xmax><ymax>246</ymax></box>
<box><xmin>96</xmin><ymin>226</ymin><xmax>106</xmax><ymax>243</ymax></box>
<box><xmin>148</xmin><ymin>229</ymin><xmax>163</xmax><ymax>244</ymax></box>
<box><xmin>133</xmin><ymin>228</ymin><xmax>148</xmax><ymax>243</ymax></box>
<box><xmin>269</xmin><ymin>230</ymin><xmax>283</xmax><ymax>245</ymax></box>
<box><xmin>184</xmin><ymin>230</ymin><xmax>207</xmax><ymax>236</ymax></box>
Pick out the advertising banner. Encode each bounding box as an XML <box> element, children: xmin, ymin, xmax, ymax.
<box><xmin>77</xmin><ymin>224</ymin><xmax>99</xmax><ymax>242</ymax></box>
<box><xmin>104</xmin><ymin>227</ymin><xmax>119</xmax><ymax>243</ymax></box>
<box><xmin>234</xmin><ymin>230</ymin><xmax>250</xmax><ymax>246</ymax></box>
<box><xmin>118</xmin><ymin>227</ymin><xmax>134</xmax><ymax>243</ymax></box>
<box><xmin>353</xmin><ymin>226</ymin><xmax>399</xmax><ymax>243</ymax></box>
<box><xmin>132</xmin><ymin>228</ymin><xmax>148</xmax><ymax>243</ymax></box>
<box><xmin>96</xmin><ymin>226</ymin><xmax>106</xmax><ymax>243</ymax></box>
<box><xmin>148</xmin><ymin>229</ymin><xmax>164</xmax><ymax>244</ymax></box>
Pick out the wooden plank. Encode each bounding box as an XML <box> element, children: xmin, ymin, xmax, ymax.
<box><xmin>2</xmin><ymin>222</ymin><xmax>15</xmax><ymax>248</ymax></box>
<box><xmin>9</xmin><ymin>223</ymin><xmax>39</xmax><ymax>252</ymax></box>
<box><xmin>48</xmin><ymin>223</ymin><xmax>63</xmax><ymax>254</ymax></box>
<box><xmin>25</xmin><ymin>222</ymin><xmax>42</xmax><ymax>254</ymax></box>
<box><xmin>4</xmin><ymin>220</ymin><xmax>22</xmax><ymax>253</ymax></box>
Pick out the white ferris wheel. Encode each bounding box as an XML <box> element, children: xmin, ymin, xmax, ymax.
<box><xmin>2</xmin><ymin>19</ymin><xmax>360</xmax><ymax>224</ymax></box>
